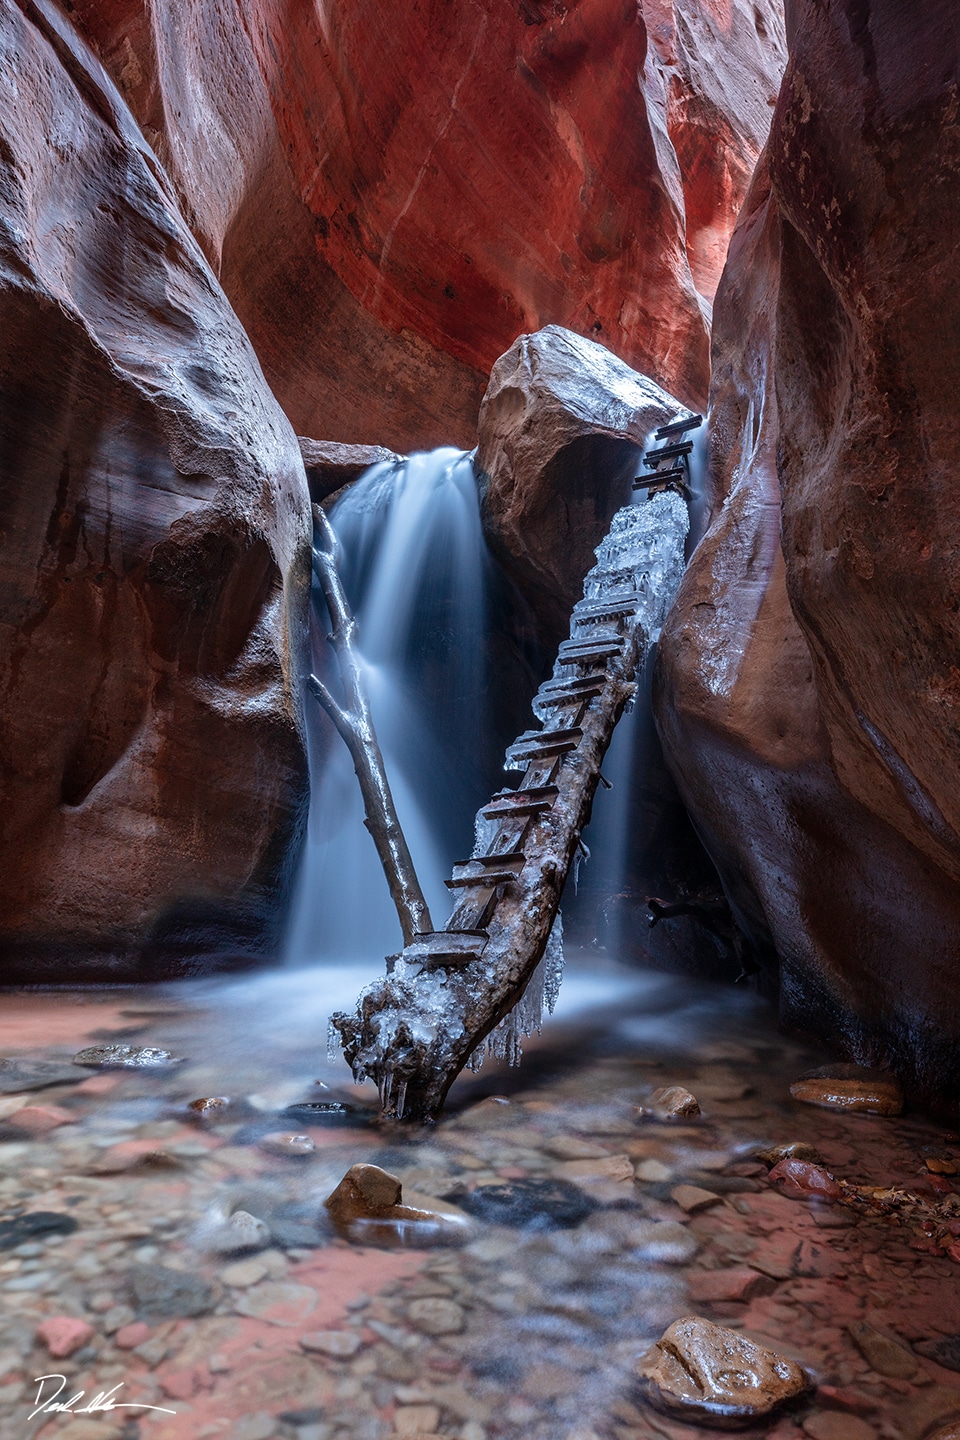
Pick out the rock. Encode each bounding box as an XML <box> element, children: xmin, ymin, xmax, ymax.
<box><xmin>298</xmin><ymin>439</ymin><xmax>400</xmax><ymax>503</ymax></box>
<box><xmin>477</xmin><ymin>326</ymin><xmax>682</xmax><ymax>642</ymax></box>
<box><xmin>325</xmin><ymin>1163</ymin><xmax>402</xmax><ymax>1223</ymax></box>
<box><xmin>6</xmin><ymin>1104</ymin><xmax>76</xmax><ymax>1134</ymax></box>
<box><xmin>300</xmin><ymin>1329</ymin><xmax>363</xmax><ymax>1358</ymax></box>
<box><xmin>210</xmin><ymin>1210</ymin><xmax>272</xmax><ymax>1254</ymax></box>
<box><xmin>636</xmin><ymin>1316</ymin><xmax>810</xmax><ymax>1428</ymax></box>
<box><xmin>221</xmin><ymin>1258</ymin><xmax>271</xmax><ymax>1289</ymax></box>
<box><xmin>656</xmin><ymin>0</ymin><xmax>960</xmax><ymax>1116</ymax></box>
<box><xmin>923</xmin><ymin>1151</ymin><xmax>959</xmax><ymax>1177</ymax></box>
<box><xmin>451</xmin><ymin>1178</ymin><xmax>596</xmax><ymax>1230</ymax></box>
<box><xmin>324</xmin><ymin>1163</ymin><xmax>465</xmax><ymax>1245</ymax></box>
<box><xmin>914</xmin><ymin>1336</ymin><xmax>960</xmax><ymax>1374</ymax></box>
<box><xmin>0</xmin><ymin>1211</ymin><xmax>78</xmax><ymax>1249</ymax></box>
<box><xmin>687</xmin><ymin>1268</ymin><xmax>776</xmax><ymax>1304</ymax></box>
<box><xmin>229</xmin><ymin>1416</ymin><xmax>275</xmax><ymax>1440</ymax></box>
<box><xmin>626</xmin><ymin>1219</ymin><xmax>700</xmax><ymax>1265</ymax></box>
<box><xmin>543</xmin><ymin>1136</ymin><xmax>612</xmax><ymax>1161</ymax></box>
<box><xmin>406</xmin><ymin>1297</ymin><xmax>465</xmax><ymax>1337</ymax></box>
<box><xmin>188</xmin><ymin>1097</ymin><xmax>232</xmax><ymax>1121</ymax></box>
<box><xmin>259</xmin><ymin>1132</ymin><xmax>316</xmax><ymax>1157</ymax></box>
<box><xmin>0</xmin><ymin>1059</ymin><xmax>87</xmax><ymax>1093</ymax></box>
<box><xmin>756</xmin><ymin>1142</ymin><xmax>825</xmax><ymax>1168</ymax></box>
<box><xmin>671</xmin><ymin>1184</ymin><xmax>723</xmax><ymax>1214</ymax></box>
<box><xmin>114</xmin><ymin>1322</ymin><xmax>151</xmax><ymax>1350</ymax></box>
<box><xmin>129</xmin><ymin>1263</ymin><xmax>220</xmax><ymax>1321</ymax></box>
<box><xmin>790</xmin><ymin>1067</ymin><xmax>904</xmax><ymax>1117</ymax></box>
<box><xmin>635</xmin><ymin>1160</ymin><xmax>674</xmax><ymax>1183</ymax></box>
<box><xmin>233</xmin><ymin>1281</ymin><xmax>318</xmax><ymax>1326</ymax></box>
<box><xmin>36</xmin><ymin>1316</ymin><xmax>95</xmax><ymax>1358</ymax></box>
<box><xmin>803</xmin><ymin>1414</ymin><xmax>877</xmax><ymax>1440</ymax></box>
<box><xmin>394</xmin><ymin>1404</ymin><xmax>441</xmax><ymax>1435</ymax></box>
<box><xmin>282</xmin><ymin>1100</ymin><xmax>370</xmax><ymax>1128</ymax></box>
<box><xmin>73</xmin><ymin>1045</ymin><xmax>184</xmax><ymax>1069</ymax></box>
<box><xmin>554</xmin><ymin>1155</ymin><xmax>634</xmax><ymax>1185</ymax></box>
<box><xmin>847</xmin><ymin>1322</ymin><xmax>918</xmax><ymax>1380</ymax></box>
<box><xmin>767</xmin><ymin>1159</ymin><xmax>842</xmax><ymax>1203</ymax></box>
<box><xmin>637</xmin><ymin>1086</ymin><xmax>702</xmax><ymax>1123</ymax></box>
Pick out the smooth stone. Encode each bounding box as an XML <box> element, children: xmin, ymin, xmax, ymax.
<box><xmin>406</xmin><ymin>1296</ymin><xmax>465</xmax><ymax>1336</ymax></box>
<box><xmin>0</xmin><ymin>1058</ymin><xmax>87</xmax><ymax>1093</ymax></box>
<box><xmin>847</xmin><ymin>1321</ymin><xmax>918</xmax><ymax>1379</ymax></box>
<box><xmin>0</xmin><ymin>1211</ymin><xmax>78</xmax><ymax>1250</ymax></box>
<box><xmin>325</xmin><ymin>1163</ymin><xmax>465</xmax><ymax>1246</ymax></box>
<box><xmin>36</xmin><ymin>1315</ymin><xmax>95</xmax><ymax>1358</ymax></box>
<box><xmin>768</xmin><ymin>1158</ymin><xmax>843</xmax><ymax>1202</ymax></box>
<box><xmin>635</xmin><ymin>1159</ymin><xmax>673</xmax><ymax>1182</ymax></box>
<box><xmin>756</xmin><ymin>1142</ymin><xmax>825</xmax><ymax>1167</ymax></box>
<box><xmin>671</xmin><ymin>1184</ymin><xmax>723</xmax><ymax>1214</ymax></box>
<box><xmin>914</xmin><ymin>1335</ymin><xmax>960</xmax><ymax>1374</ymax></box>
<box><xmin>128</xmin><ymin>1262</ymin><xmax>219</xmax><ymax>1321</ymax></box>
<box><xmin>626</xmin><ymin>1219</ymin><xmax>700</xmax><ymax>1264</ymax></box>
<box><xmin>790</xmin><ymin>1065</ymin><xmax>904</xmax><ymax>1116</ymax></box>
<box><xmin>452</xmin><ymin>1177</ymin><xmax>595</xmax><ymax>1230</ymax></box>
<box><xmin>637</xmin><ymin>1315</ymin><xmax>810</xmax><ymax>1428</ymax></box>
<box><xmin>687</xmin><ymin>1268</ymin><xmax>776</xmax><ymax>1303</ymax></box>
<box><xmin>300</xmin><ymin>1329</ymin><xmax>363</xmax><ymax>1357</ymax></box>
<box><xmin>233</xmin><ymin>1280</ymin><xmax>318</xmax><ymax>1326</ymax></box>
<box><xmin>259</xmin><ymin>1132</ymin><xmax>315</xmax><ymax>1157</ymax></box>
<box><xmin>211</xmin><ymin>1210</ymin><xmax>272</xmax><ymax>1254</ymax></box>
<box><xmin>325</xmin><ymin>1163</ymin><xmax>402</xmax><ymax>1223</ymax></box>
<box><xmin>73</xmin><ymin>1045</ymin><xmax>184</xmax><ymax>1070</ymax></box>
<box><xmin>636</xmin><ymin>1086</ymin><xmax>702</xmax><ymax>1122</ymax></box>
<box><xmin>393</xmin><ymin>1404</ymin><xmax>441</xmax><ymax>1435</ymax></box>
<box><xmin>804</xmin><ymin>1414</ymin><xmax>877</xmax><ymax>1440</ymax></box>
<box><xmin>542</xmin><ymin>1136</ymin><xmax>612</xmax><ymax>1160</ymax></box>
<box><xmin>188</xmin><ymin>1096</ymin><xmax>231</xmax><ymax>1119</ymax></box>
<box><xmin>221</xmin><ymin>1257</ymin><xmax>271</xmax><ymax>1288</ymax></box>
<box><xmin>114</xmin><ymin>1321</ymin><xmax>151</xmax><ymax>1349</ymax></box>
<box><xmin>6</xmin><ymin>1104</ymin><xmax>76</xmax><ymax>1134</ymax></box>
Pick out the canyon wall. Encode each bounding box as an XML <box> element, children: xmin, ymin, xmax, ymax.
<box><xmin>67</xmin><ymin>0</ymin><xmax>786</xmax><ymax>451</ymax></box>
<box><xmin>658</xmin><ymin>0</ymin><xmax>960</xmax><ymax>1106</ymax></box>
<box><xmin>0</xmin><ymin>0</ymin><xmax>311</xmax><ymax>979</ymax></box>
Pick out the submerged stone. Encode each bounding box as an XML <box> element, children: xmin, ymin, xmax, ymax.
<box><xmin>0</xmin><ymin>1211</ymin><xmax>78</xmax><ymax>1249</ymax></box>
<box><xmin>768</xmin><ymin>1158</ymin><xmax>843</xmax><ymax>1203</ymax></box>
<box><xmin>129</xmin><ymin>1262</ymin><xmax>219</xmax><ymax>1320</ymax></box>
<box><xmin>0</xmin><ymin>1058</ymin><xmax>87</xmax><ymax>1092</ymax></box>
<box><xmin>914</xmin><ymin>1335</ymin><xmax>960</xmax><ymax>1374</ymax></box>
<box><xmin>209</xmin><ymin>1210</ymin><xmax>272</xmax><ymax>1254</ymax></box>
<box><xmin>73</xmin><ymin>1044</ymin><xmax>185</xmax><ymax>1069</ymax></box>
<box><xmin>259</xmin><ymin>1131</ymin><xmax>316</xmax><ymax>1157</ymax></box>
<box><xmin>756</xmin><ymin>1141</ymin><xmax>825</xmax><ymax>1167</ymax></box>
<box><xmin>636</xmin><ymin>1085</ymin><xmax>702</xmax><ymax>1122</ymax></box>
<box><xmin>790</xmin><ymin>1065</ymin><xmax>904</xmax><ymax>1116</ymax></box>
<box><xmin>451</xmin><ymin>1177</ymin><xmax>596</xmax><ymax>1230</ymax></box>
<box><xmin>848</xmin><ymin>1322</ymin><xmax>918</xmax><ymax>1379</ymax></box>
<box><xmin>325</xmin><ymin>1163</ymin><xmax>469</xmax><ymax>1246</ymax></box>
<box><xmin>636</xmin><ymin>1315</ymin><xmax>810</xmax><ymax>1427</ymax></box>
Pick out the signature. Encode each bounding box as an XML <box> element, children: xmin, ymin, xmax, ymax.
<box><xmin>30</xmin><ymin>1373</ymin><xmax>178</xmax><ymax>1419</ymax></box>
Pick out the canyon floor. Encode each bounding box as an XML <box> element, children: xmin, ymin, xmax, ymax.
<box><xmin>0</xmin><ymin>956</ymin><xmax>957</xmax><ymax>1440</ymax></box>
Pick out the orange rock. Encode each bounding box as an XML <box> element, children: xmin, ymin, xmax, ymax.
<box><xmin>767</xmin><ymin>1159</ymin><xmax>842</xmax><ymax>1203</ymax></box>
<box><xmin>36</xmin><ymin>1316</ymin><xmax>94</xmax><ymax>1359</ymax></box>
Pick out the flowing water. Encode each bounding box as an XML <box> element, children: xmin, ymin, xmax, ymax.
<box><xmin>288</xmin><ymin>448</ymin><xmax>492</xmax><ymax>964</ymax></box>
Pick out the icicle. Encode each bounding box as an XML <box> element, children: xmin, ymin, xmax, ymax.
<box><xmin>481</xmin><ymin>912</ymin><xmax>565</xmax><ymax>1068</ymax></box>
<box><xmin>327</xmin><ymin>1017</ymin><xmax>343</xmax><ymax>1061</ymax></box>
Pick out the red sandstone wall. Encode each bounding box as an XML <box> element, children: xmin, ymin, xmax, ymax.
<box><xmin>658</xmin><ymin>0</ymin><xmax>960</xmax><ymax>1106</ymax></box>
<box><xmin>68</xmin><ymin>0</ymin><xmax>786</xmax><ymax>450</ymax></box>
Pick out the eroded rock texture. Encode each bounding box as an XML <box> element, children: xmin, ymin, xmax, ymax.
<box><xmin>0</xmin><ymin>0</ymin><xmax>311</xmax><ymax>978</ymax></box>
<box><xmin>658</xmin><ymin>1</ymin><xmax>960</xmax><ymax>1107</ymax></box>
<box><xmin>68</xmin><ymin>0</ymin><xmax>785</xmax><ymax>451</ymax></box>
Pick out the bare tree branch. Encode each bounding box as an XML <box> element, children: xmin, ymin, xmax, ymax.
<box><xmin>309</xmin><ymin>502</ymin><xmax>433</xmax><ymax>947</ymax></box>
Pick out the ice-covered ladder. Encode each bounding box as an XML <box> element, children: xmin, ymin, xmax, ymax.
<box><xmin>331</xmin><ymin>414</ymin><xmax>701</xmax><ymax>1121</ymax></box>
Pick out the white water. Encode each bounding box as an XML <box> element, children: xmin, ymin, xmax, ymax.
<box><xmin>287</xmin><ymin>448</ymin><xmax>491</xmax><ymax>963</ymax></box>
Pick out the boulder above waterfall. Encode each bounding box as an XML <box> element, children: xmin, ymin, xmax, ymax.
<box><xmin>476</xmin><ymin>326</ymin><xmax>683</xmax><ymax>645</ymax></box>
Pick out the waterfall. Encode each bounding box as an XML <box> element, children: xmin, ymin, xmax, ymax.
<box><xmin>287</xmin><ymin>447</ymin><xmax>491</xmax><ymax>963</ymax></box>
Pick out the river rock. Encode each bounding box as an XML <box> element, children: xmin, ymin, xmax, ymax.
<box><xmin>914</xmin><ymin>1336</ymin><xmax>960</xmax><ymax>1374</ymax></box>
<box><xmin>406</xmin><ymin>1297</ymin><xmax>465</xmax><ymax>1337</ymax></box>
<box><xmin>671</xmin><ymin>1184</ymin><xmax>723</xmax><ymax>1214</ymax></box>
<box><xmin>36</xmin><ymin>1316</ymin><xmax>95</xmax><ymax>1359</ymax></box>
<box><xmin>300</xmin><ymin>1329</ymin><xmax>364</xmax><ymax>1358</ymax></box>
<box><xmin>129</xmin><ymin>1263</ymin><xmax>220</xmax><ymax>1321</ymax></box>
<box><xmin>790</xmin><ymin>1066</ymin><xmax>904</xmax><ymax>1117</ymax></box>
<box><xmin>73</xmin><ymin>1045</ymin><xmax>184</xmax><ymax>1070</ymax></box>
<box><xmin>848</xmin><ymin>1322</ymin><xmax>918</xmax><ymax>1380</ymax></box>
<box><xmin>210</xmin><ymin>1210</ymin><xmax>272</xmax><ymax>1254</ymax></box>
<box><xmin>452</xmin><ymin>1177</ymin><xmax>596</xmax><ymax>1230</ymax></box>
<box><xmin>637</xmin><ymin>1086</ymin><xmax>702</xmax><ymax>1123</ymax></box>
<box><xmin>0</xmin><ymin>1211</ymin><xmax>79</xmax><ymax>1249</ymax></box>
<box><xmin>325</xmin><ymin>1163</ymin><xmax>467</xmax><ymax>1245</ymax></box>
<box><xmin>189</xmin><ymin>1097</ymin><xmax>232</xmax><ymax>1121</ymax></box>
<box><xmin>757</xmin><ymin>1142</ymin><xmax>825</xmax><ymax>1167</ymax></box>
<box><xmin>298</xmin><ymin>439</ymin><xmax>400</xmax><ymax>502</ymax></box>
<box><xmin>768</xmin><ymin>1158</ymin><xmax>842</xmax><ymax>1203</ymax></box>
<box><xmin>636</xmin><ymin>1315</ymin><xmax>810</xmax><ymax>1427</ymax></box>
<box><xmin>0</xmin><ymin>1059</ymin><xmax>87</xmax><ymax>1093</ymax></box>
<box><xmin>258</xmin><ymin>1132</ymin><xmax>316</xmax><ymax>1157</ymax></box>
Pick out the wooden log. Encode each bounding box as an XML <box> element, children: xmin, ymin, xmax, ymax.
<box><xmin>307</xmin><ymin>503</ymin><xmax>433</xmax><ymax>947</ymax></box>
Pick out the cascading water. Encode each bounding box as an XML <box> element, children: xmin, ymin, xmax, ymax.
<box><xmin>287</xmin><ymin>447</ymin><xmax>492</xmax><ymax>963</ymax></box>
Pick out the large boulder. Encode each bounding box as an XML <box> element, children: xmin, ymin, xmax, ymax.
<box><xmin>657</xmin><ymin>0</ymin><xmax>960</xmax><ymax>1108</ymax></box>
<box><xmin>0</xmin><ymin>0</ymin><xmax>311</xmax><ymax>979</ymax></box>
<box><xmin>67</xmin><ymin>0</ymin><xmax>786</xmax><ymax>451</ymax></box>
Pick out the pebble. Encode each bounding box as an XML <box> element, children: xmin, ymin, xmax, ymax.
<box><xmin>790</xmin><ymin>1065</ymin><xmax>904</xmax><ymax>1116</ymax></box>
<box><xmin>671</xmin><ymin>1184</ymin><xmax>723</xmax><ymax>1214</ymax></box>
<box><xmin>768</xmin><ymin>1158</ymin><xmax>843</xmax><ymax>1202</ymax></box>
<box><xmin>453</xmin><ymin>1178</ymin><xmax>595</xmax><ymax>1230</ymax></box>
<box><xmin>636</xmin><ymin>1315</ymin><xmax>810</xmax><ymax>1426</ymax></box>
<box><xmin>128</xmin><ymin>1262</ymin><xmax>219</xmax><ymax>1320</ymax></box>
<box><xmin>210</xmin><ymin>1209</ymin><xmax>272</xmax><ymax>1254</ymax></box>
<box><xmin>72</xmin><ymin>1045</ymin><xmax>185</xmax><ymax>1069</ymax></box>
<box><xmin>326</xmin><ymin>1163</ymin><xmax>402</xmax><ymax>1223</ymax></box>
<box><xmin>393</xmin><ymin>1403</ymin><xmax>441</xmax><ymax>1434</ymax></box>
<box><xmin>259</xmin><ymin>1131</ymin><xmax>316</xmax><ymax>1157</ymax></box>
<box><xmin>637</xmin><ymin>1086</ymin><xmax>702</xmax><ymax>1122</ymax></box>
<box><xmin>0</xmin><ymin>1058</ymin><xmax>86</xmax><ymax>1092</ymax></box>
<box><xmin>406</xmin><ymin>1297</ymin><xmax>465</xmax><ymax>1336</ymax></box>
<box><xmin>6</xmin><ymin>1104</ymin><xmax>76</xmax><ymax>1134</ymax></box>
<box><xmin>847</xmin><ymin>1321</ymin><xmax>918</xmax><ymax>1379</ymax></box>
<box><xmin>114</xmin><ymin>1321</ymin><xmax>151</xmax><ymax>1349</ymax></box>
<box><xmin>301</xmin><ymin>1329</ymin><xmax>363</xmax><ymax>1358</ymax></box>
<box><xmin>0</xmin><ymin>1211</ymin><xmax>78</xmax><ymax>1249</ymax></box>
<box><xmin>635</xmin><ymin>1159</ymin><xmax>673</xmax><ymax>1182</ymax></box>
<box><xmin>188</xmin><ymin>1096</ymin><xmax>231</xmax><ymax>1118</ymax></box>
<box><xmin>757</xmin><ymin>1142</ymin><xmax>825</xmax><ymax>1167</ymax></box>
<box><xmin>803</xmin><ymin>1414</ymin><xmax>877</xmax><ymax>1440</ymax></box>
<box><xmin>623</xmin><ymin>1219</ymin><xmax>700</xmax><ymax>1264</ymax></box>
<box><xmin>687</xmin><ymin>1267</ymin><xmax>776</xmax><ymax>1303</ymax></box>
<box><xmin>36</xmin><ymin>1315</ymin><xmax>94</xmax><ymax>1357</ymax></box>
<box><xmin>914</xmin><ymin>1335</ymin><xmax>960</xmax><ymax>1373</ymax></box>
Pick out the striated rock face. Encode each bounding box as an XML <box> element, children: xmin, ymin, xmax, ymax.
<box><xmin>68</xmin><ymin>0</ymin><xmax>786</xmax><ymax>451</ymax></box>
<box><xmin>657</xmin><ymin>0</ymin><xmax>960</xmax><ymax>1107</ymax></box>
<box><xmin>0</xmin><ymin>0</ymin><xmax>311</xmax><ymax>979</ymax></box>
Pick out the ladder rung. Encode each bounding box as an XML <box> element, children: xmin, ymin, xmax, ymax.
<box><xmin>574</xmin><ymin>593</ymin><xmax>643</xmax><ymax>619</ymax></box>
<box><xmin>655</xmin><ymin>413</ymin><xmax>702</xmax><ymax>440</ymax></box>
<box><xmin>453</xmin><ymin>850</ymin><xmax>526</xmax><ymax>871</ymax></box>
<box><xmin>445</xmin><ymin>872</ymin><xmax>516</xmax><ymax>890</ymax></box>
<box><xmin>643</xmin><ymin>441</ymin><xmax>693</xmax><ymax>467</ymax></box>
<box><xmin>538</xmin><ymin>674</ymin><xmax>606</xmax><ymax>699</ymax></box>
<box><xmin>404</xmin><ymin>930</ymin><xmax>488</xmax><ymax>968</ymax></box>
<box><xmin>634</xmin><ymin>467</ymin><xmax>686</xmax><ymax>489</ymax></box>
<box><xmin>505</xmin><ymin>727</ymin><xmax>582</xmax><ymax>764</ymax></box>
<box><xmin>557</xmin><ymin>637</ymin><xmax>623</xmax><ymax>662</ymax></box>
<box><xmin>482</xmin><ymin>785</ymin><xmax>558</xmax><ymax>819</ymax></box>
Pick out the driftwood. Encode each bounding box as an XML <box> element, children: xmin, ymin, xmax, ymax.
<box><xmin>308</xmin><ymin>502</ymin><xmax>433</xmax><ymax>947</ymax></box>
<box><xmin>331</xmin><ymin>489</ymin><xmax>690</xmax><ymax>1121</ymax></box>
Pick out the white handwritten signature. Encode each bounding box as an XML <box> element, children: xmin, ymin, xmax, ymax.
<box><xmin>30</xmin><ymin>1373</ymin><xmax>178</xmax><ymax>1419</ymax></box>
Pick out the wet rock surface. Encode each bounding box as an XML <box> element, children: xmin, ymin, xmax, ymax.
<box><xmin>637</xmin><ymin>1315</ymin><xmax>810</xmax><ymax>1426</ymax></box>
<box><xmin>791</xmin><ymin>1068</ymin><xmax>905</xmax><ymax>1117</ymax></box>
<box><xmin>0</xmin><ymin>963</ymin><xmax>958</xmax><ymax>1440</ymax></box>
